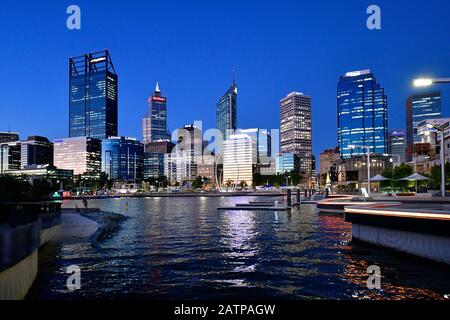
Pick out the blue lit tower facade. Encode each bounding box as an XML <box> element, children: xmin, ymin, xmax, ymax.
<box><xmin>216</xmin><ymin>79</ymin><xmax>238</xmax><ymax>140</ymax></box>
<box><xmin>69</xmin><ymin>50</ymin><xmax>118</xmax><ymax>140</ymax></box>
<box><xmin>337</xmin><ymin>70</ymin><xmax>388</xmax><ymax>158</ymax></box>
<box><xmin>101</xmin><ymin>137</ymin><xmax>144</xmax><ymax>181</ymax></box>
<box><xmin>405</xmin><ymin>91</ymin><xmax>441</xmax><ymax>161</ymax></box>
<box><xmin>143</xmin><ymin>82</ymin><xmax>170</xmax><ymax>144</ymax></box>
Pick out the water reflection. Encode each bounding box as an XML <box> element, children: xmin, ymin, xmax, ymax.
<box><xmin>27</xmin><ymin>197</ymin><xmax>450</xmax><ymax>300</ymax></box>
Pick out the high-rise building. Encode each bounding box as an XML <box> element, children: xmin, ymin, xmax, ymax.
<box><xmin>164</xmin><ymin>124</ymin><xmax>204</xmax><ymax>184</ymax></box>
<box><xmin>216</xmin><ymin>79</ymin><xmax>238</xmax><ymax>140</ymax></box>
<box><xmin>235</xmin><ymin>128</ymin><xmax>272</xmax><ymax>160</ymax></box>
<box><xmin>0</xmin><ymin>141</ymin><xmax>21</xmax><ymax>174</ymax></box>
<box><xmin>143</xmin><ymin>82</ymin><xmax>170</xmax><ymax>145</ymax></box>
<box><xmin>197</xmin><ymin>155</ymin><xmax>216</xmax><ymax>181</ymax></box>
<box><xmin>222</xmin><ymin>133</ymin><xmax>257</xmax><ymax>186</ymax></box>
<box><xmin>20</xmin><ymin>136</ymin><xmax>53</xmax><ymax>169</ymax></box>
<box><xmin>0</xmin><ymin>132</ymin><xmax>19</xmax><ymax>144</ymax></box>
<box><xmin>101</xmin><ymin>137</ymin><xmax>144</xmax><ymax>181</ymax></box>
<box><xmin>406</xmin><ymin>91</ymin><xmax>441</xmax><ymax>161</ymax></box>
<box><xmin>337</xmin><ymin>70</ymin><xmax>388</xmax><ymax>158</ymax></box>
<box><xmin>319</xmin><ymin>147</ymin><xmax>340</xmax><ymax>179</ymax></box>
<box><xmin>280</xmin><ymin>153</ymin><xmax>300</xmax><ymax>173</ymax></box>
<box><xmin>388</xmin><ymin>130</ymin><xmax>406</xmax><ymax>165</ymax></box>
<box><xmin>69</xmin><ymin>50</ymin><xmax>118</xmax><ymax>139</ymax></box>
<box><xmin>53</xmin><ymin>137</ymin><xmax>101</xmax><ymax>179</ymax></box>
<box><xmin>280</xmin><ymin>92</ymin><xmax>313</xmax><ymax>176</ymax></box>
<box><xmin>143</xmin><ymin>141</ymin><xmax>174</xmax><ymax>179</ymax></box>
<box><xmin>144</xmin><ymin>153</ymin><xmax>165</xmax><ymax>180</ymax></box>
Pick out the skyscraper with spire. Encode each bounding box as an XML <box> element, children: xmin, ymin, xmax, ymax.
<box><xmin>142</xmin><ymin>83</ymin><xmax>172</xmax><ymax>179</ymax></box>
<box><xmin>216</xmin><ymin>73</ymin><xmax>238</xmax><ymax>140</ymax></box>
<box><xmin>143</xmin><ymin>82</ymin><xmax>170</xmax><ymax>144</ymax></box>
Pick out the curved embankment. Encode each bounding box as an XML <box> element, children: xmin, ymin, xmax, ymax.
<box><xmin>1</xmin><ymin>204</ymin><xmax>61</xmax><ymax>300</ymax></box>
<box><xmin>54</xmin><ymin>209</ymin><xmax>127</xmax><ymax>247</ymax></box>
<box><xmin>81</xmin><ymin>211</ymin><xmax>127</xmax><ymax>247</ymax></box>
<box><xmin>0</xmin><ymin>223</ymin><xmax>39</xmax><ymax>300</ymax></box>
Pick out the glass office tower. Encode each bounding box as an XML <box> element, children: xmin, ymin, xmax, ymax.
<box><xmin>69</xmin><ymin>50</ymin><xmax>118</xmax><ymax>139</ymax></box>
<box><xmin>0</xmin><ymin>141</ymin><xmax>21</xmax><ymax>174</ymax></box>
<box><xmin>143</xmin><ymin>82</ymin><xmax>170</xmax><ymax>144</ymax></box>
<box><xmin>101</xmin><ymin>137</ymin><xmax>143</xmax><ymax>181</ymax></box>
<box><xmin>235</xmin><ymin>128</ymin><xmax>272</xmax><ymax>161</ymax></box>
<box><xmin>388</xmin><ymin>130</ymin><xmax>406</xmax><ymax>164</ymax></box>
<box><xmin>216</xmin><ymin>80</ymin><xmax>238</xmax><ymax>140</ymax></box>
<box><xmin>405</xmin><ymin>91</ymin><xmax>441</xmax><ymax>161</ymax></box>
<box><xmin>337</xmin><ymin>70</ymin><xmax>388</xmax><ymax>158</ymax></box>
<box><xmin>143</xmin><ymin>141</ymin><xmax>174</xmax><ymax>179</ymax></box>
<box><xmin>20</xmin><ymin>136</ymin><xmax>53</xmax><ymax>168</ymax></box>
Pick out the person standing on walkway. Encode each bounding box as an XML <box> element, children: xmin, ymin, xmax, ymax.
<box><xmin>82</xmin><ymin>198</ymin><xmax>88</xmax><ymax>209</ymax></box>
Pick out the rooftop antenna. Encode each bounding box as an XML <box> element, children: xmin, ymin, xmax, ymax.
<box><xmin>232</xmin><ymin>67</ymin><xmax>236</xmax><ymax>86</ymax></box>
<box><xmin>155</xmin><ymin>81</ymin><xmax>160</xmax><ymax>93</ymax></box>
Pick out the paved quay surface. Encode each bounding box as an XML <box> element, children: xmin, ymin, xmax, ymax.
<box><xmin>52</xmin><ymin>213</ymin><xmax>98</xmax><ymax>244</ymax></box>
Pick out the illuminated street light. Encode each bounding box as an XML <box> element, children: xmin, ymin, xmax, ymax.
<box><xmin>413</xmin><ymin>77</ymin><xmax>450</xmax><ymax>87</ymax></box>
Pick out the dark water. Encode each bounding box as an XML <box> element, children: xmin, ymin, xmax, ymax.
<box><xmin>28</xmin><ymin>196</ymin><xmax>450</xmax><ymax>300</ymax></box>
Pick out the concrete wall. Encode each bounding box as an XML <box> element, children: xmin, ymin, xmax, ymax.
<box><xmin>353</xmin><ymin>223</ymin><xmax>450</xmax><ymax>265</ymax></box>
<box><xmin>40</xmin><ymin>225</ymin><xmax>61</xmax><ymax>247</ymax></box>
<box><xmin>0</xmin><ymin>250</ymin><xmax>38</xmax><ymax>300</ymax></box>
<box><xmin>1</xmin><ymin>211</ymin><xmax>61</xmax><ymax>300</ymax></box>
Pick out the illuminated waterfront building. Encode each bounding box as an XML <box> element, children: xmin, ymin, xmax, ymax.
<box><xmin>20</xmin><ymin>136</ymin><xmax>53</xmax><ymax>169</ymax></box>
<box><xmin>69</xmin><ymin>50</ymin><xmax>118</xmax><ymax>139</ymax></box>
<box><xmin>235</xmin><ymin>128</ymin><xmax>272</xmax><ymax>160</ymax></box>
<box><xmin>216</xmin><ymin>78</ymin><xmax>238</xmax><ymax>140</ymax></box>
<box><xmin>0</xmin><ymin>141</ymin><xmax>21</xmax><ymax>175</ymax></box>
<box><xmin>53</xmin><ymin>137</ymin><xmax>101</xmax><ymax>179</ymax></box>
<box><xmin>319</xmin><ymin>147</ymin><xmax>340</xmax><ymax>185</ymax></box>
<box><xmin>222</xmin><ymin>133</ymin><xmax>257</xmax><ymax>186</ymax></box>
<box><xmin>101</xmin><ymin>137</ymin><xmax>144</xmax><ymax>181</ymax></box>
<box><xmin>197</xmin><ymin>155</ymin><xmax>216</xmax><ymax>180</ymax></box>
<box><xmin>143</xmin><ymin>82</ymin><xmax>170</xmax><ymax>144</ymax></box>
<box><xmin>280</xmin><ymin>92</ymin><xmax>312</xmax><ymax>177</ymax></box>
<box><xmin>164</xmin><ymin>125</ymin><xmax>203</xmax><ymax>184</ymax></box>
<box><xmin>406</xmin><ymin>91</ymin><xmax>442</xmax><ymax>161</ymax></box>
<box><xmin>337</xmin><ymin>70</ymin><xmax>388</xmax><ymax>158</ymax></box>
<box><xmin>388</xmin><ymin>130</ymin><xmax>406</xmax><ymax>165</ymax></box>
<box><xmin>143</xmin><ymin>141</ymin><xmax>174</xmax><ymax>179</ymax></box>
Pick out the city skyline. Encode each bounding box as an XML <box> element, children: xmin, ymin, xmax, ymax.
<box><xmin>0</xmin><ymin>0</ymin><xmax>449</xmax><ymax>163</ymax></box>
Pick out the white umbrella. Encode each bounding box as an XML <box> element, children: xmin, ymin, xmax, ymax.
<box><xmin>370</xmin><ymin>174</ymin><xmax>391</xmax><ymax>182</ymax></box>
<box><xmin>400</xmin><ymin>173</ymin><xmax>430</xmax><ymax>181</ymax></box>
<box><xmin>400</xmin><ymin>173</ymin><xmax>430</xmax><ymax>193</ymax></box>
<box><xmin>366</xmin><ymin>174</ymin><xmax>391</xmax><ymax>193</ymax></box>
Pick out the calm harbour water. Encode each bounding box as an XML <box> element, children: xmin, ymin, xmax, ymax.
<box><xmin>29</xmin><ymin>196</ymin><xmax>450</xmax><ymax>300</ymax></box>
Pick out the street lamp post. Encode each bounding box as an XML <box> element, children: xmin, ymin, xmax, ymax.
<box><xmin>426</xmin><ymin>123</ymin><xmax>449</xmax><ymax>198</ymax></box>
<box><xmin>349</xmin><ymin>145</ymin><xmax>374</xmax><ymax>195</ymax></box>
<box><xmin>414</xmin><ymin>76</ymin><xmax>450</xmax><ymax>198</ymax></box>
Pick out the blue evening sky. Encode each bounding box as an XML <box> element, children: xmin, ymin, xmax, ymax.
<box><xmin>0</xmin><ymin>0</ymin><xmax>449</xmax><ymax>161</ymax></box>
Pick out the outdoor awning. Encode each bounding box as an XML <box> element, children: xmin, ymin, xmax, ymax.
<box><xmin>370</xmin><ymin>174</ymin><xmax>391</xmax><ymax>182</ymax></box>
<box><xmin>400</xmin><ymin>173</ymin><xmax>431</xmax><ymax>181</ymax></box>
